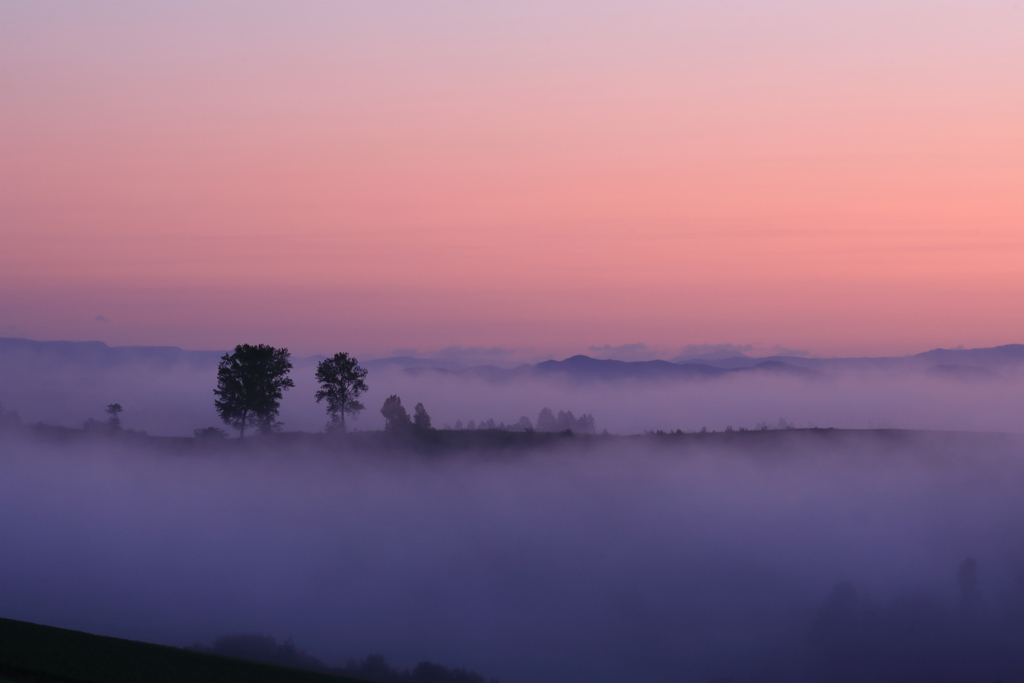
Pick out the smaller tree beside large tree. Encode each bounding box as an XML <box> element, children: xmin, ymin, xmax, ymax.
<box><xmin>314</xmin><ymin>352</ymin><xmax>369</xmax><ymax>432</ymax></box>
<box><xmin>105</xmin><ymin>403</ymin><xmax>123</xmax><ymax>430</ymax></box>
<box><xmin>412</xmin><ymin>402</ymin><xmax>432</xmax><ymax>430</ymax></box>
<box><xmin>380</xmin><ymin>394</ymin><xmax>411</xmax><ymax>432</ymax></box>
<box><xmin>214</xmin><ymin>344</ymin><xmax>295</xmax><ymax>438</ymax></box>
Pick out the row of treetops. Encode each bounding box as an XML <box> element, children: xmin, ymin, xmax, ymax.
<box><xmin>213</xmin><ymin>343</ymin><xmax>425</xmax><ymax>438</ymax></box>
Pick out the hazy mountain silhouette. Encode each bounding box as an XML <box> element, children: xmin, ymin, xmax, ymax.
<box><xmin>3</xmin><ymin>338</ymin><xmax>1022</xmax><ymax>386</ymax></box>
<box><xmin>0</xmin><ymin>337</ymin><xmax>224</xmax><ymax>370</ymax></box>
<box><xmin>530</xmin><ymin>355</ymin><xmax>820</xmax><ymax>381</ymax></box>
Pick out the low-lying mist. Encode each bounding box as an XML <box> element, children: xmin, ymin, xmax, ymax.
<box><xmin>2</xmin><ymin>430</ymin><xmax>1024</xmax><ymax>682</ymax></box>
<box><xmin>376</xmin><ymin>367</ymin><xmax>1024</xmax><ymax>435</ymax></box>
<box><xmin>3</xmin><ymin>351</ymin><xmax>1024</xmax><ymax>436</ymax></box>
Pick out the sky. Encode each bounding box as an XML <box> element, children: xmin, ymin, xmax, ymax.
<box><xmin>2</xmin><ymin>1</ymin><xmax>1022</xmax><ymax>358</ymax></box>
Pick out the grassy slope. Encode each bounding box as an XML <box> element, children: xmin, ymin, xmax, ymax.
<box><xmin>0</xmin><ymin>617</ymin><xmax>367</xmax><ymax>683</ymax></box>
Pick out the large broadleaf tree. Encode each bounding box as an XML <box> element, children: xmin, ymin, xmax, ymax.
<box><xmin>314</xmin><ymin>352</ymin><xmax>369</xmax><ymax>432</ymax></box>
<box><xmin>214</xmin><ymin>344</ymin><xmax>294</xmax><ymax>437</ymax></box>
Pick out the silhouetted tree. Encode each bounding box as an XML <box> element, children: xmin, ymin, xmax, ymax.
<box><xmin>536</xmin><ymin>407</ymin><xmax>594</xmax><ymax>433</ymax></box>
<box><xmin>341</xmin><ymin>654</ymin><xmax>497</xmax><ymax>683</ymax></box>
<box><xmin>194</xmin><ymin>426</ymin><xmax>228</xmax><ymax>439</ymax></box>
<box><xmin>214</xmin><ymin>344</ymin><xmax>294</xmax><ymax>438</ymax></box>
<box><xmin>575</xmin><ymin>413</ymin><xmax>596</xmax><ymax>433</ymax></box>
<box><xmin>413</xmin><ymin>402</ymin><xmax>432</xmax><ymax>430</ymax></box>
<box><xmin>314</xmin><ymin>352</ymin><xmax>369</xmax><ymax>432</ymax></box>
<box><xmin>0</xmin><ymin>401</ymin><xmax>21</xmax><ymax>432</ymax></box>
<box><xmin>804</xmin><ymin>561</ymin><xmax>1024</xmax><ymax>682</ymax></box>
<box><xmin>105</xmin><ymin>403</ymin><xmax>123</xmax><ymax>430</ymax></box>
<box><xmin>0</xmin><ymin>402</ymin><xmax>22</xmax><ymax>431</ymax></box>
<box><xmin>191</xmin><ymin>635</ymin><xmax>499</xmax><ymax>683</ymax></box>
<box><xmin>555</xmin><ymin>410</ymin><xmax>576</xmax><ymax>431</ymax></box>
<box><xmin>381</xmin><ymin>394</ymin><xmax>410</xmax><ymax>431</ymax></box>
<box><xmin>192</xmin><ymin>634</ymin><xmax>325</xmax><ymax>671</ymax></box>
<box><xmin>537</xmin><ymin>407</ymin><xmax>556</xmax><ymax>431</ymax></box>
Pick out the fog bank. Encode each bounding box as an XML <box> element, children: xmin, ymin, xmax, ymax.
<box><xmin>2</xmin><ymin>431</ymin><xmax>1024</xmax><ymax>682</ymax></box>
<box><xmin>2</xmin><ymin>337</ymin><xmax>1024</xmax><ymax>436</ymax></box>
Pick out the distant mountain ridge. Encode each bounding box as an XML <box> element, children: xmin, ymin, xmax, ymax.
<box><xmin>0</xmin><ymin>336</ymin><xmax>225</xmax><ymax>369</ymax></box>
<box><xmin>532</xmin><ymin>355</ymin><xmax>820</xmax><ymax>381</ymax></box>
<box><xmin>378</xmin><ymin>344</ymin><xmax>1024</xmax><ymax>383</ymax></box>
<box><xmin>2</xmin><ymin>338</ymin><xmax>1021</xmax><ymax>384</ymax></box>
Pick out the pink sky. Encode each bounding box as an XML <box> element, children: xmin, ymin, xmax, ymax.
<box><xmin>2</xmin><ymin>1</ymin><xmax>1022</xmax><ymax>357</ymax></box>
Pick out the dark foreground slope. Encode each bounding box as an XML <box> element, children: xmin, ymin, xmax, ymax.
<box><xmin>4</xmin><ymin>427</ymin><xmax>1024</xmax><ymax>683</ymax></box>
<box><xmin>0</xmin><ymin>617</ymin><xmax>367</xmax><ymax>683</ymax></box>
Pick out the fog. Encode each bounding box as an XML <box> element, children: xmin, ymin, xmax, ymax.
<box><xmin>2</xmin><ymin>339</ymin><xmax>1024</xmax><ymax>436</ymax></box>
<box><xmin>2</xmin><ymin>430</ymin><xmax>1024</xmax><ymax>682</ymax></box>
<box><xmin>374</xmin><ymin>366</ymin><xmax>1024</xmax><ymax>435</ymax></box>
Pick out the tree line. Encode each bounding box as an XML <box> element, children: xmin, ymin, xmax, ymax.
<box><xmin>211</xmin><ymin>344</ymin><xmax>598</xmax><ymax>438</ymax></box>
<box><xmin>450</xmin><ymin>408</ymin><xmax>595</xmax><ymax>434</ymax></box>
<box><xmin>210</xmin><ymin>343</ymin><xmax>603</xmax><ymax>438</ymax></box>
<box><xmin>211</xmin><ymin>343</ymin><xmax>446</xmax><ymax>438</ymax></box>
<box><xmin>190</xmin><ymin>633</ymin><xmax>497</xmax><ymax>683</ymax></box>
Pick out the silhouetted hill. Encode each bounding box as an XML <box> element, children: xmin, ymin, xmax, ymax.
<box><xmin>0</xmin><ymin>616</ymin><xmax>368</xmax><ymax>683</ymax></box>
<box><xmin>656</xmin><ymin>344</ymin><xmax>1024</xmax><ymax>377</ymax></box>
<box><xmin>4</xmin><ymin>338</ymin><xmax>1021</xmax><ymax>385</ymax></box>
<box><xmin>530</xmin><ymin>355</ymin><xmax>820</xmax><ymax>382</ymax></box>
<box><xmin>370</xmin><ymin>345</ymin><xmax>1024</xmax><ymax>382</ymax></box>
<box><xmin>0</xmin><ymin>336</ymin><xmax>224</xmax><ymax>370</ymax></box>
<box><xmin>915</xmin><ymin>343</ymin><xmax>1024</xmax><ymax>367</ymax></box>
<box><xmin>534</xmin><ymin>355</ymin><xmax>726</xmax><ymax>380</ymax></box>
<box><xmin>191</xmin><ymin>634</ymin><xmax>498</xmax><ymax>683</ymax></box>
<box><xmin>402</xmin><ymin>355</ymin><xmax>820</xmax><ymax>383</ymax></box>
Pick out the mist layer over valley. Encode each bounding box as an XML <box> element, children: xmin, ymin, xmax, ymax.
<box><xmin>4</xmin><ymin>339</ymin><xmax>1024</xmax><ymax>681</ymax></box>
<box><xmin>3</xmin><ymin>428</ymin><xmax>1024</xmax><ymax>682</ymax></box>
<box><xmin>2</xmin><ymin>338</ymin><xmax>1024</xmax><ymax>436</ymax></box>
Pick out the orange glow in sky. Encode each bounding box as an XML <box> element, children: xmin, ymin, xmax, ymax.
<box><xmin>2</xmin><ymin>1</ymin><xmax>1022</xmax><ymax>357</ymax></box>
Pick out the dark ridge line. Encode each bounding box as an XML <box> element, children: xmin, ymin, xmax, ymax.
<box><xmin>0</xmin><ymin>616</ymin><xmax>370</xmax><ymax>683</ymax></box>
